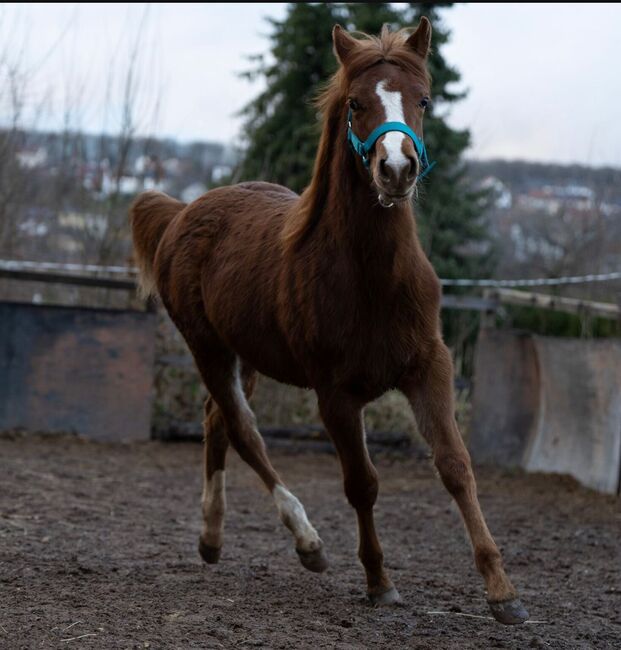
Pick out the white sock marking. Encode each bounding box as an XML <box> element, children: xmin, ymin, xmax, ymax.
<box><xmin>202</xmin><ymin>469</ymin><xmax>225</xmax><ymax>547</ymax></box>
<box><xmin>376</xmin><ymin>79</ymin><xmax>409</xmax><ymax>173</ymax></box>
<box><xmin>273</xmin><ymin>485</ymin><xmax>321</xmax><ymax>552</ymax></box>
<box><xmin>232</xmin><ymin>359</ymin><xmax>257</xmax><ymax>425</ymax></box>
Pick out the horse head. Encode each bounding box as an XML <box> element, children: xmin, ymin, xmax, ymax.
<box><xmin>333</xmin><ymin>19</ymin><xmax>433</xmax><ymax>207</ymax></box>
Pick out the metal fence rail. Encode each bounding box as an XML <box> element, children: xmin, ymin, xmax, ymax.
<box><xmin>2</xmin><ymin>260</ymin><xmax>621</xmax><ymax>287</ymax></box>
<box><xmin>1</xmin><ymin>260</ymin><xmax>619</xmax><ymax>318</ymax></box>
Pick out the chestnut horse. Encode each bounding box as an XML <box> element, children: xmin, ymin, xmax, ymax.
<box><xmin>130</xmin><ymin>19</ymin><xmax>528</xmax><ymax>625</ymax></box>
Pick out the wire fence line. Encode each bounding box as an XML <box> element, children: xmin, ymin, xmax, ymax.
<box><xmin>0</xmin><ymin>260</ymin><xmax>136</xmax><ymax>275</ymax></box>
<box><xmin>440</xmin><ymin>272</ymin><xmax>621</xmax><ymax>288</ymax></box>
<box><xmin>1</xmin><ymin>259</ymin><xmax>621</xmax><ymax>288</ymax></box>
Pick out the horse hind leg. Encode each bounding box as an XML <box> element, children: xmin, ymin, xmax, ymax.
<box><xmin>224</xmin><ymin>359</ymin><xmax>328</xmax><ymax>572</ymax></box>
<box><xmin>190</xmin><ymin>341</ymin><xmax>328</xmax><ymax>572</ymax></box>
<box><xmin>198</xmin><ymin>396</ymin><xmax>229</xmax><ymax>564</ymax></box>
<box><xmin>198</xmin><ymin>364</ymin><xmax>256</xmax><ymax>563</ymax></box>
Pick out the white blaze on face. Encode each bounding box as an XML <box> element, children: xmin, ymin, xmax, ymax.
<box><xmin>376</xmin><ymin>79</ymin><xmax>409</xmax><ymax>173</ymax></box>
<box><xmin>202</xmin><ymin>469</ymin><xmax>226</xmax><ymax>547</ymax></box>
<box><xmin>273</xmin><ymin>485</ymin><xmax>321</xmax><ymax>552</ymax></box>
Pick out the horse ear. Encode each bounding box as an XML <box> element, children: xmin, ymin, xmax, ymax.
<box><xmin>332</xmin><ymin>25</ymin><xmax>358</xmax><ymax>65</ymax></box>
<box><xmin>406</xmin><ymin>16</ymin><xmax>432</xmax><ymax>59</ymax></box>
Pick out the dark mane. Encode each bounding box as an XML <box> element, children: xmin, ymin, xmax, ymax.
<box><xmin>282</xmin><ymin>27</ymin><xmax>431</xmax><ymax>251</ymax></box>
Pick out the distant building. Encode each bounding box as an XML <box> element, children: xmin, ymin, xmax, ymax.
<box><xmin>58</xmin><ymin>211</ymin><xmax>107</xmax><ymax>237</ymax></box>
<box><xmin>516</xmin><ymin>192</ymin><xmax>560</xmax><ymax>215</ymax></box>
<box><xmin>181</xmin><ymin>182</ymin><xmax>208</xmax><ymax>204</ymax></box>
<box><xmin>510</xmin><ymin>223</ymin><xmax>564</xmax><ymax>263</ymax></box>
<box><xmin>16</xmin><ymin>146</ymin><xmax>48</xmax><ymax>169</ymax></box>
<box><xmin>211</xmin><ymin>165</ymin><xmax>232</xmax><ymax>184</ymax></box>
<box><xmin>163</xmin><ymin>158</ymin><xmax>182</xmax><ymax>176</ymax></box>
<box><xmin>543</xmin><ymin>184</ymin><xmax>594</xmax><ymax>211</ymax></box>
<box><xmin>117</xmin><ymin>176</ymin><xmax>141</xmax><ymax>195</ymax></box>
<box><xmin>19</xmin><ymin>219</ymin><xmax>49</xmax><ymax>237</ymax></box>
<box><xmin>517</xmin><ymin>184</ymin><xmax>595</xmax><ymax>215</ymax></box>
<box><xmin>479</xmin><ymin>176</ymin><xmax>512</xmax><ymax>209</ymax></box>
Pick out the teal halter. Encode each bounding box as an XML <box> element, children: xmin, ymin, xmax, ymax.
<box><xmin>346</xmin><ymin>108</ymin><xmax>436</xmax><ymax>181</ymax></box>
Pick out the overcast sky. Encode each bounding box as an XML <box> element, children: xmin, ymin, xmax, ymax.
<box><xmin>2</xmin><ymin>3</ymin><xmax>620</xmax><ymax>167</ymax></box>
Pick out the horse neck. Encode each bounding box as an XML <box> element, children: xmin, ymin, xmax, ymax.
<box><xmin>287</xmin><ymin>102</ymin><xmax>420</xmax><ymax>278</ymax></box>
<box><xmin>317</xmin><ymin>133</ymin><xmax>419</xmax><ymax>276</ymax></box>
<box><xmin>330</xmin><ymin>164</ymin><xmax>414</xmax><ymax>246</ymax></box>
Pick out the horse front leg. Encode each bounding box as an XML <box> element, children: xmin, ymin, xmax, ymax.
<box><xmin>400</xmin><ymin>340</ymin><xmax>529</xmax><ymax>625</ymax></box>
<box><xmin>318</xmin><ymin>392</ymin><xmax>400</xmax><ymax>606</ymax></box>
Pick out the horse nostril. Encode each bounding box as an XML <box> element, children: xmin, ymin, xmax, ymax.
<box><xmin>379</xmin><ymin>158</ymin><xmax>389</xmax><ymax>179</ymax></box>
<box><xmin>407</xmin><ymin>156</ymin><xmax>418</xmax><ymax>179</ymax></box>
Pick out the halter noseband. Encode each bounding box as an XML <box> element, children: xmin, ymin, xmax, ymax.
<box><xmin>346</xmin><ymin>108</ymin><xmax>436</xmax><ymax>181</ymax></box>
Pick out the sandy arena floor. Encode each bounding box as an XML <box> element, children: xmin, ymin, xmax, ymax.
<box><xmin>1</xmin><ymin>433</ymin><xmax>620</xmax><ymax>649</ymax></box>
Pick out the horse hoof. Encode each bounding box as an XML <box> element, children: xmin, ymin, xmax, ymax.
<box><xmin>368</xmin><ymin>586</ymin><xmax>402</xmax><ymax>607</ymax></box>
<box><xmin>198</xmin><ymin>538</ymin><xmax>221</xmax><ymax>564</ymax></box>
<box><xmin>296</xmin><ymin>546</ymin><xmax>329</xmax><ymax>573</ymax></box>
<box><xmin>488</xmin><ymin>598</ymin><xmax>529</xmax><ymax>625</ymax></box>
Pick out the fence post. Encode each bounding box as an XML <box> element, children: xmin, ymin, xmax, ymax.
<box><xmin>480</xmin><ymin>289</ymin><xmax>497</xmax><ymax>330</ymax></box>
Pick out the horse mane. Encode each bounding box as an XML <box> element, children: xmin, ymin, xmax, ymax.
<box><xmin>281</xmin><ymin>27</ymin><xmax>431</xmax><ymax>251</ymax></box>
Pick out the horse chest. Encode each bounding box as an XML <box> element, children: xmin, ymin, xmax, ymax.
<box><xmin>304</xmin><ymin>293</ymin><xmax>418</xmax><ymax>396</ymax></box>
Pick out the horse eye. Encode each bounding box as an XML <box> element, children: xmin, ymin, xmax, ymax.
<box><xmin>419</xmin><ymin>97</ymin><xmax>430</xmax><ymax>109</ymax></box>
<box><xmin>348</xmin><ymin>98</ymin><xmax>361</xmax><ymax>111</ymax></box>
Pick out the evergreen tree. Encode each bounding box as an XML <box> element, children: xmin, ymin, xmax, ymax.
<box><xmin>342</xmin><ymin>2</ymin><xmax>402</xmax><ymax>34</ymax></box>
<box><xmin>236</xmin><ymin>3</ymin><xmax>337</xmax><ymax>192</ymax></box>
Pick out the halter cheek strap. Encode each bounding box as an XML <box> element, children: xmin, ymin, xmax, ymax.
<box><xmin>346</xmin><ymin>108</ymin><xmax>436</xmax><ymax>181</ymax></box>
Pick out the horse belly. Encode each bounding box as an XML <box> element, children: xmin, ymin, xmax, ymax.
<box><xmin>347</xmin><ymin>356</ymin><xmax>410</xmax><ymax>402</ymax></box>
<box><xmin>202</xmin><ymin>268</ymin><xmax>309</xmax><ymax>388</ymax></box>
<box><xmin>233</xmin><ymin>328</ymin><xmax>310</xmax><ymax>388</ymax></box>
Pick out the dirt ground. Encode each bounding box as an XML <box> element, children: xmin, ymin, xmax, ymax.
<box><xmin>1</xmin><ymin>433</ymin><xmax>619</xmax><ymax>649</ymax></box>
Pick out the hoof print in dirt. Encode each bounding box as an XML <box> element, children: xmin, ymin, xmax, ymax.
<box><xmin>488</xmin><ymin>598</ymin><xmax>529</xmax><ymax>625</ymax></box>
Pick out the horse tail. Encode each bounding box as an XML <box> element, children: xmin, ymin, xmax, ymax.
<box><xmin>130</xmin><ymin>191</ymin><xmax>186</xmax><ymax>298</ymax></box>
